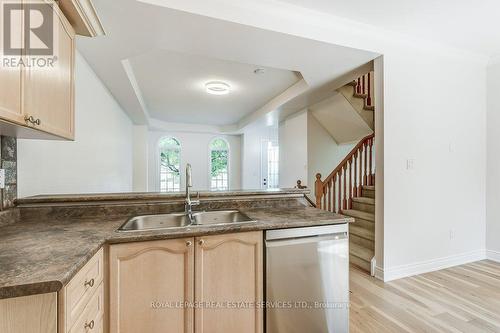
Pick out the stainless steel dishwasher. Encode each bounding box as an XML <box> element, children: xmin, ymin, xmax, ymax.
<box><xmin>266</xmin><ymin>224</ymin><xmax>349</xmax><ymax>333</ymax></box>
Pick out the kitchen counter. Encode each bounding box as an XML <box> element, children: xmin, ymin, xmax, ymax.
<box><xmin>0</xmin><ymin>191</ymin><xmax>352</xmax><ymax>299</ymax></box>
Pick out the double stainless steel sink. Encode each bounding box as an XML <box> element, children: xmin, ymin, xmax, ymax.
<box><xmin>117</xmin><ymin>210</ymin><xmax>255</xmax><ymax>232</ymax></box>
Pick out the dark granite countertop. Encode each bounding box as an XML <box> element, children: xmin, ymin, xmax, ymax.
<box><xmin>0</xmin><ymin>203</ymin><xmax>351</xmax><ymax>299</ymax></box>
<box><xmin>16</xmin><ymin>189</ymin><xmax>309</xmax><ymax>206</ymax></box>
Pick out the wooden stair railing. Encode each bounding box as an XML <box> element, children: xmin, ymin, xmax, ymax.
<box><xmin>355</xmin><ymin>72</ymin><xmax>373</xmax><ymax>108</ymax></box>
<box><xmin>315</xmin><ymin>134</ymin><xmax>375</xmax><ymax>213</ymax></box>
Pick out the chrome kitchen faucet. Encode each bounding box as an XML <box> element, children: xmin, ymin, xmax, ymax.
<box><xmin>185</xmin><ymin>163</ymin><xmax>200</xmax><ymax>223</ymax></box>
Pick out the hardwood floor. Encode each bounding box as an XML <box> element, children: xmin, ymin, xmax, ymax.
<box><xmin>350</xmin><ymin>260</ymin><xmax>500</xmax><ymax>333</ymax></box>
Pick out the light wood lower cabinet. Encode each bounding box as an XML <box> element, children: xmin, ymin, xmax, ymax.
<box><xmin>195</xmin><ymin>232</ymin><xmax>263</xmax><ymax>333</ymax></box>
<box><xmin>0</xmin><ymin>293</ymin><xmax>57</xmax><ymax>333</ymax></box>
<box><xmin>59</xmin><ymin>248</ymin><xmax>104</xmax><ymax>332</ymax></box>
<box><xmin>109</xmin><ymin>231</ymin><xmax>263</xmax><ymax>333</ymax></box>
<box><xmin>0</xmin><ymin>248</ymin><xmax>104</xmax><ymax>333</ymax></box>
<box><xmin>109</xmin><ymin>238</ymin><xmax>194</xmax><ymax>333</ymax></box>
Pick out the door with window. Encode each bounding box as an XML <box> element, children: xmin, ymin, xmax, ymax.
<box><xmin>261</xmin><ymin>140</ymin><xmax>279</xmax><ymax>189</ymax></box>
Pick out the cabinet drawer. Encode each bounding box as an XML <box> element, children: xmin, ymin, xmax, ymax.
<box><xmin>69</xmin><ymin>283</ymin><xmax>104</xmax><ymax>333</ymax></box>
<box><xmin>65</xmin><ymin>248</ymin><xmax>104</xmax><ymax>328</ymax></box>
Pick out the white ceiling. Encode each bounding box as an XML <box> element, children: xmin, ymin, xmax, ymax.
<box><xmin>76</xmin><ymin>0</ymin><xmax>379</xmax><ymax>128</ymax></box>
<box><xmin>129</xmin><ymin>50</ymin><xmax>300</xmax><ymax>125</ymax></box>
<box><xmin>277</xmin><ymin>0</ymin><xmax>500</xmax><ymax>57</ymax></box>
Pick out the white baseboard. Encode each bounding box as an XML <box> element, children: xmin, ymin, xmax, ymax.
<box><xmin>373</xmin><ymin>265</ymin><xmax>384</xmax><ymax>281</ymax></box>
<box><xmin>378</xmin><ymin>250</ymin><xmax>487</xmax><ymax>282</ymax></box>
<box><xmin>486</xmin><ymin>249</ymin><xmax>500</xmax><ymax>262</ymax></box>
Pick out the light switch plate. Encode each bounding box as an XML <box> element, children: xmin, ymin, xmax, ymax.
<box><xmin>0</xmin><ymin>169</ymin><xmax>5</xmax><ymax>189</ymax></box>
<box><xmin>406</xmin><ymin>159</ymin><xmax>415</xmax><ymax>170</ymax></box>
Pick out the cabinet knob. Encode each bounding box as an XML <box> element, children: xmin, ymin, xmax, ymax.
<box><xmin>186</xmin><ymin>240</ymin><xmax>192</xmax><ymax>247</ymax></box>
<box><xmin>84</xmin><ymin>320</ymin><xmax>95</xmax><ymax>330</ymax></box>
<box><xmin>198</xmin><ymin>239</ymin><xmax>205</xmax><ymax>246</ymax></box>
<box><xmin>84</xmin><ymin>278</ymin><xmax>95</xmax><ymax>288</ymax></box>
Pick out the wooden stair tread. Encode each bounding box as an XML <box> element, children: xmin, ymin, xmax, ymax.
<box><xmin>343</xmin><ymin>209</ymin><xmax>375</xmax><ymax>222</ymax></box>
<box><xmin>352</xmin><ymin>197</ymin><xmax>375</xmax><ymax>205</ymax></box>
<box><xmin>350</xmin><ymin>242</ymin><xmax>374</xmax><ymax>262</ymax></box>
<box><xmin>350</xmin><ymin>254</ymin><xmax>371</xmax><ymax>272</ymax></box>
<box><xmin>349</xmin><ymin>218</ymin><xmax>375</xmax><ymax>231</ymax></box>
<box><xmin>349</xmin><ymin>225</ymin><xmax>374</xmax><ymax>241</ymax></box>
<box><xmin>362</xmin><ymin>185</ymin><xmax>375</xmax><ymax>191</ymax></box>
<box><xmin>353</xmin><ymin>93</ymin><xmax>368</xmax><ymax>99</ymax></box>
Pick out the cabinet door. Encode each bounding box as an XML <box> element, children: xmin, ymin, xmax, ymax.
<box><xmin>195</xmin><ymin>231</ymin><xmax>263</xmax><ymax>333</ymax></box>
<box><xmin>0</xmin><ymin>0</ymin><xmax>23</xmax><ymax>124</ymax></box>
<box><xmin>109</xmin><ymin>238</ymin><xmax>195</xmax><ymax>333</ymax></box>
<box><xmin>23</xmin><ymin>1</ymin><xmax>75</xmax><ymax>139</ymax></box>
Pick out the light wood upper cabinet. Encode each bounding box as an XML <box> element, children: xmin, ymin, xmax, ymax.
<box><xmin>0</xmin><ymin>0</ymin><xmax>102</xmax><ymax>140</ymax></box>
<box><xmin>109</xmin><ymin>238</ymin><xmax>195</xmax><ymax>333</ymax></box>
<box><xmin>0</xmin><ymin>0</ymin><xmax>23</xmax><ymax>125</ymax></box>
<box><xmin>58</xmin><ymin>0</ymin><xmax>105</xmax><ymax>37</ymax></box>
<box><xmin>23</xmin><ymin>2</ymin><xmax>75</xmax><ymax>140</ymax></box>
<box><xmin>195</xmin><ymin>231</ymin><xmax>263</xmax><ymax>333</ymax></box>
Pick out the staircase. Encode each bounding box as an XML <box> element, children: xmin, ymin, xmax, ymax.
<box><xmin>314</xmin><ymin>72</ymin><xmax>376</xmax><ymax>273</ymax></box>
<box><xmin>344</xmin><ymin>186</ymin><xmax>375</xmax><ymax>272</ymax></box>
<box><xmin>337</xmin><ymin>72</ymin><xmax>375</xmax><ymax>130</ymax></box>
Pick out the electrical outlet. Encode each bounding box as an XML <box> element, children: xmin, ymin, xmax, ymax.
<box><xmin>0</xmin><ymin>169</ymin><xmax>5</xmax><ymax>189</ymax></box>
<box><xmin>449</xmin><ymin>229</ymin><xmax>455</xmax><ymax>240</ymax></box>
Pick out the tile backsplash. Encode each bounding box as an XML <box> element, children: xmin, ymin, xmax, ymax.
<box><xmin>0</xmin><ymin>136</ymin><xmax>17</xmax><ymax>210</ymax></box>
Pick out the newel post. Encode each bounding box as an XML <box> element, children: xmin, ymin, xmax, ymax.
<box><xmin>315</xmin><ymin>173</ymin><xmax>323</xmax><ymax>209</ymax></box>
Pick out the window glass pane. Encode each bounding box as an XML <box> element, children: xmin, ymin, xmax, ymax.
<box><xmin>210</xmin><ymin>138</ymin><xmax>229</xmax><ymax>191</ymax></box>
<box><xmin>210</xmin><ymin>138</ymin><xmax>228</xmax><ymax>150</ymax></box>
<box><xmin>160</xmin><ymin>137</ymin><xmax>180</xmax><ymax>148</ymax></box>
<box><xmin>159</xmin><ymin>137</ymin><xmax>181</xmax><ymax>192</ymax></box>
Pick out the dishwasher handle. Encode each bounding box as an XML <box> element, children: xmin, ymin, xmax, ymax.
<box><xmin>265</xmin><ymin>224</ymin><xmax>348</xmax><ymax>241</ymax></box>
<box><xmin>266</xmin><ymin>232</ymin><xmax>348</xmax><ymax>248</ymax></box>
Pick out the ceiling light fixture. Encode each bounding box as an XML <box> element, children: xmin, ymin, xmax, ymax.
<box><xmin>205</xmin><ymin>81</ymin><xmax>231</xmax><ymax>95</ymax></box>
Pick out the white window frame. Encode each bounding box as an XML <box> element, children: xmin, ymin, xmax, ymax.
<box><xmin>208</xmin><ymin>137</ymin><xmax>230</xmax><ymax>191</ymax></box>
<box><xmin>158</xmin><ymin>136</ymin><xmax>182</xmax><ymax>192</ymax></box>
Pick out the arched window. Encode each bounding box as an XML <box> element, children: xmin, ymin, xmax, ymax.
<box><xmin>159</xmin><ymin>137</ymin><xmax>181</xmax><ymax>192</ymax></box>
<box><xmin>209</xmin><ymin>138</ymin><xmax>229</xmax><ymax>191</ymax></box>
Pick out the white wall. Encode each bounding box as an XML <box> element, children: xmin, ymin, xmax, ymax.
<box><xmin>279</xmin><ymin>111</ymin><xmax>307</xmax><ymax>188</ymax></box>
<box><xmin>147</xmin><ymin>131</ymin><xmax>241</xmax><ymax>191</ymax></box>
<box><xmin>161</xmin><ymin>0</ymin><xmax>488</xmax><ymax>280</ymax></box>
<box><xmin>307</xmin><ymin>112</ymin><xmax>355</xmax><ymax>201</ymax></box>
<box><xmin>381</xmin><ymin>51</ymin><xmax>486</xmax><ymax>279</ymax></box>
<box><xmin>133</xmin><ymin>125</ymin><xmax>149</xmax><ymax>191</ymax></box>
<box><xmin>487</xmin><ymin>62</ymin><xmax>500</xmax><ymax>259</ymax></box>
<box><xmin>278</xmin><ymin>110</ymin><xmax>356</xmax><ymax>197</ymax></box>
<box><xmin>17</xmin><ymin>53</ymin><xmax>133</xmax><ymax>197</ymax></box>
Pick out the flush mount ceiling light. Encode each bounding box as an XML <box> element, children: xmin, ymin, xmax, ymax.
<box><xmin>205</xmin><ymin>81</ymin><xmax>231</xmax><ymax>95</ymax></box>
